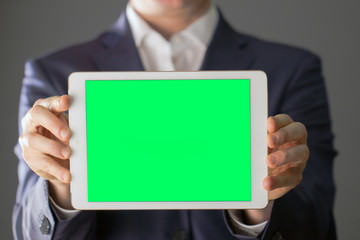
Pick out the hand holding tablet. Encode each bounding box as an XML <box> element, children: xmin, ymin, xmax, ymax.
<box><xmin>68</xmin><ymin>71</ymin><xmax>268</xmax><ymax>209</ymax></box>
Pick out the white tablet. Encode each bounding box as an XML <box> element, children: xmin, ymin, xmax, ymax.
<box><xmin>68</xmin><ymin>71</ymin><xmax>268</xmax><ymax>210</ymax></box>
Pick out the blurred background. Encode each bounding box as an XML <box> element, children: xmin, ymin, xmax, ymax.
<box><xmin>1</xmin><ymin>0</ymin><xmax>359</xmax><ymax>239</ymax></box>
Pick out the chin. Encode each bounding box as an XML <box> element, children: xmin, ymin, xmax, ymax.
<box><xmin>155</xmin><ymin>0</ymin><xmax>185</xmax><ymax>8</ymax></box>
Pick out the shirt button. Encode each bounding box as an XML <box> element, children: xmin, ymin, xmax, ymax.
<box><xmin>39</xmin><ymin>216</ymin><xmax>51</xmax><ymax>235</ymax></box>
<box><xmin>171</xmin><ymin>229</ymin><xmax>187</xmax><ymax>240</ymax></box>
<box><xmin>271</xmin><ymin>231</ymin><xmax>285</xmax><ymax>240</ymax></box>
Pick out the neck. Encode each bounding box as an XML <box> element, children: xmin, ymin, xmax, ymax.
<box><xmin>130</xmin><ymin>0</ymin><xmax>211</xmax><ymax>40</ymax></box>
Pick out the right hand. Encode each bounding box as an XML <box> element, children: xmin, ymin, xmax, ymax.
<box><xmin>19</xmin><ymin>95</ymin><xmax>73</xmax><ymax>209</ymax></box>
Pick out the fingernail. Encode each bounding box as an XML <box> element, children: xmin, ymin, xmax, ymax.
<box><xmin>270</xmin><ymin>155</ymin><xmax>277</xmax><ymax>166</ymax></box>
<box><xmin>266</xmin><ymin>155</ymin><xmax>276</xmax><ymax>167</ymax></box>
<box><xmin>60</xmin><ymin>129</ymin><xmax>69</xmax><ymax>140</ymax></box>
<box><xmin>60</xmin><ymin>171</ymin><xmax>68</xmax><ymax>182</ymax></box>
<box><xmin>267</xmin><ymin>178</ymin><xmax>275</xmax><ymax>190</ymax></box>
<box><xmin>61</xmin><ymin>147</ymin><xmax>69</xmax><ymax>158</ymax></box>
<box><xmin>272</xmin><ymin>135</ymin><xmax>278</xmax><ymax>145</ymax></box>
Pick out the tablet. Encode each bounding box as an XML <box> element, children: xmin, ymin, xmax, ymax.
<box><xmin>68</xmin><ymin>71</ymin><xmax>268</xmax><ymax>210</ymax></box>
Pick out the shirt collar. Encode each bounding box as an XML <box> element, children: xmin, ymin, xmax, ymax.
<box><xmin>183</xmin><ymin>4</ymin><xmax>218</xmax><ymax>47</ymax></box>
<box><xmin>126</xmin><ymin>3</ymin><xmax>219</xmax><ymax>48</ymax></box>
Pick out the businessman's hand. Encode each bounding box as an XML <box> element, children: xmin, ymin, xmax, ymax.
<box><xmin>230</xmin><ymin>114</ymin><xmax>309</xmax><ymax>225</ymax></box>
<box><xmin>264</xmin><ymin>114</ymin><xmax>309</xmax><ymax>199</ymax></box>
<box><xmin>19</xmin><ymin>95</ymin><xmax>73</xmax><ymax>209</ymax></box>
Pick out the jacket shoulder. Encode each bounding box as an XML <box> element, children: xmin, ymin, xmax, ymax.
<box><xmin>243</xmin><ymin>33</ymin><xmax>321</xmax><ymax>66</ymax></box>
<box><xmin>28</xmin><ymin>32</ymin><xmax>109</xmax><ymax>71</ymax></box>
<box><xmin>23</xmin><ymin>33</ymin><xmax>111</xmax><ymax>96</ymax></box>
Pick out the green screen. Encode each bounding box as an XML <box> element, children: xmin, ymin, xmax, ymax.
<box><xmin>86</xmin><ymin>79</ymin><xmax>251</xmax><ymax>202</ymax></box>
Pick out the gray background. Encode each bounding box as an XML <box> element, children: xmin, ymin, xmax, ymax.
<box><xmin>0</xmin><ymin>0</ymin><xmax>359</xmax><ymax>239</ymax></box>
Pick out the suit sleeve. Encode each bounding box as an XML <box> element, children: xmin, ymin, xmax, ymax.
<box><xmin>226</xmin><ymin>54</ymin><xmax>337</xmax><ymax>240</ymax></box>
<box><xmin>12</xmin><ymin>59</ymin><xmax>98</xmax><ymax>240</ymax></box>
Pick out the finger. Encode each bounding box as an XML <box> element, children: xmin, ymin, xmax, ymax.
<box><xmin>21</xmin><ymin>109</ymin><xmax>33</xmax><ymax>132</ymax></box>
<box><xmin>34</xmin><ymin>95</ymin><xmax>70</xmax><ymax>113</ymax></box>
<box><xmin>267</xmin><ymin>114</ymin><xmax>293</xmax><ymax>133</ymax></box>
<box><xmin>266</xmin><ymin>144</ymin><xmax>309</xmax><ymax>168</ymax></box>
<box><xmin>28</xmin><ymin>105</ymin><xmax>71</xmax><ymax>141</ymax></box>
<box><xmin>59</xmin><ymin>112</ymin><xmax>69</xmax><ymax>125</ymax></box>
<box><xmin>263</xmin><ymin>168</ymin><xmax>303</xmax><ymax>191</ymax></box>
<box><xmin>24</xmin><ymin>153</ymin><xmax>71</xmax><ymax>183</ymax></box>
<box><xmin>20</xmin><ymin>132</ymin><xmax>71</xmax><ymax>160</ymax></box>
<box><xmin>22</xmin><ymin>95</ymin><xmax>70</xmax><ymax>134</ymax></box>
<box><xmin>267</xmin><ymin>122</ymin><xmax>307</xmax><ymax>148</ymax></box>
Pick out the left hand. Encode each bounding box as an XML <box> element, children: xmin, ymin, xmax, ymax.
<box><xmin>264</xmin><ymin>114</ymin><xmax>309</xmax><ymax>200</ymax></box>
<box><xmin>231</xmin><ymin>114</ymin><xmax>309</xmax><ymax>225</ymax></box>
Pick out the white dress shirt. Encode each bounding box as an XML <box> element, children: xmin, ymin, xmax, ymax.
<box><xmin>126</xmin><ymin>2</ymin><xmax>217</xmax><ymax>71</ymax></box>
<box><xmin>50</xmin><ymin>3</ymin><xmax>267</xmax><ymax>237</ymax></box>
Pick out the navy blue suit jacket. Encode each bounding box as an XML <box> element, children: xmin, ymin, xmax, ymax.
<box><xmin>13</xmin><ymin>11</ymin><xmax>337</xmax><ymax>240</ymax></box>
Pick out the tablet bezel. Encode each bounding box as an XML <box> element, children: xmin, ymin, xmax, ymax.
<box><xmin>68</xmin><ymin>71</ymin><xmax>268</xmax><ymax>209</ymax></box>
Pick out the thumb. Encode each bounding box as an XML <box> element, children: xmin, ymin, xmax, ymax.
<box><xmin>34</xmin><ymin>95</ymin><xmax>70</xmax><ymax>113</ymax></box>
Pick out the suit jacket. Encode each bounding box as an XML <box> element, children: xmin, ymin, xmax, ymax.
<box><xmin>12</xmin><ymin>11</ymin><xmax>337</xmax><ymax>240</ymax></box>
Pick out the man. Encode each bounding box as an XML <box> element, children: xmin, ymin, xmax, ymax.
<box><xmin>13</xmin><ymin>0</ymin><xmax>336</xmax><ymax>239</ymax></box>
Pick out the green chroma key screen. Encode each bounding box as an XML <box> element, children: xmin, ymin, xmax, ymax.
<box><xmin>85</xmin><ymin>79</ymin><xmax>251</xmax><ymax>202</ymax></box>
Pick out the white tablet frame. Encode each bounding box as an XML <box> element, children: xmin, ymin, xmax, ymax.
<box><xmin>68</xmin><ymin>71</ymin><xmax>268</xmax><ymax>210</ymax></box>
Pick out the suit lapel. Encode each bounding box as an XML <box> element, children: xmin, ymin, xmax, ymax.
<box><xmin>201</xmin><ymin>12</ymin><xmax>256</xmax><ymax>71</ymax></box>
<box><xmin>92</xmin><ymin>12</ymin><xmax>144</xmax><ymax>71</ymax></box>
